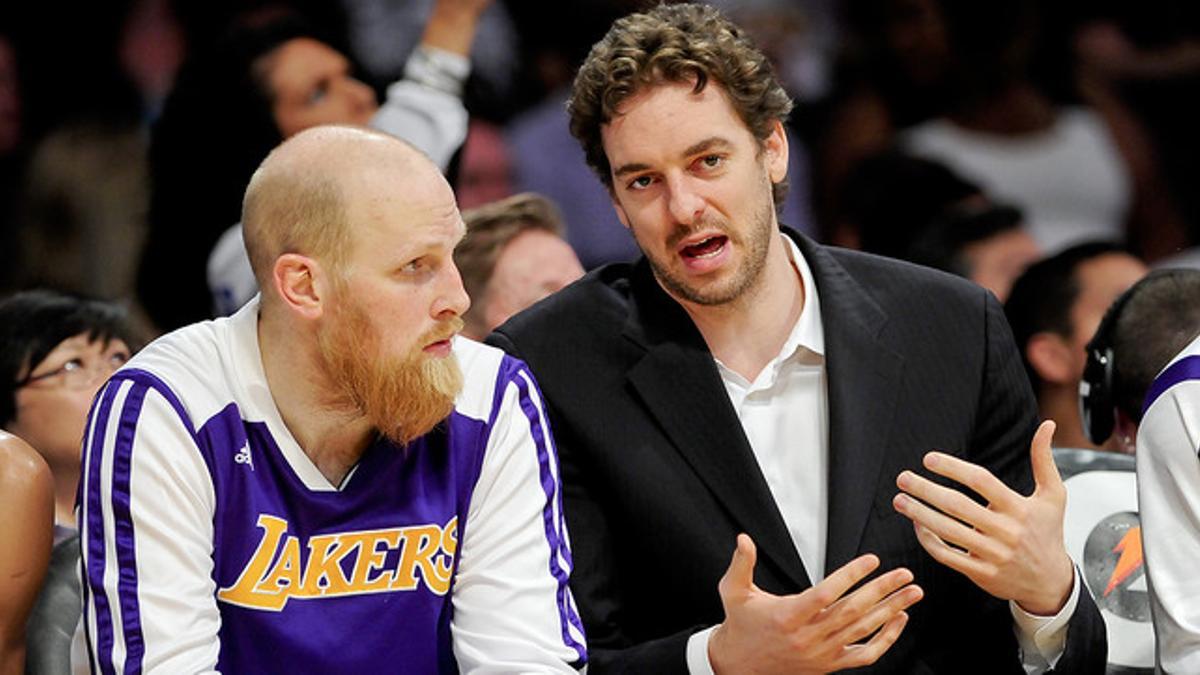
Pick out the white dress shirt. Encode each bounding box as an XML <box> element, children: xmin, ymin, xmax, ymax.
<box><xmin>685</xmin><ymin>234</ymin><xmax>1077</xmax><ymax>673</ymax></box>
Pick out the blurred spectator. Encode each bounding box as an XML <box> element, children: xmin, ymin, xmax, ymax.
<box><xmin>0</xmin><ymin>32</ymin><xmax>24</xmax><ymax>292</ymax></box>
<box><xmin>16</xmin><ymin>124</ymin><xmax>149</xmax><ymax>301</ymax></box>
<box><xmin>455</xmin><ymin>192</ymin><xmax>583</xmax><ymax>339</ymax></box>
<box><xmin>456</xmin><ymin>118</ymin><xmax>513</xmax><ymax>209</ymax></box>
<box><xmin>340</xmin><ymin>0</ymin><xmax>519</xmax><ymax>118</ymax></box>
<box><xmin>2</xmin><ymin>1</ymin><xmax>184</xmax><ymax>304</ymax></box>
<box><xmin>0</xmin><ymin>290</ymin><xmax>138</xmax><ymax>542</ymax></box>
<box><xmin>0</xmin><ymin>35</ymin><xmax>18</xmax><ymax>157</ymax></box>
<box><xmin>506</xmin><ymin>88</ymin><xmax>640</xmax><ymax>268</ymax></box>
<box><xmin>838</xmin><ymin>149</ymin><xmax>981</xmax><ymax>255</ymax></box>
<box><xmin>838</xmin><ymin>150</ymin><xmax>1040</xmax><ymax>300</ymax></box>
<box><xmin>906</xmin><ymin>202</ymin><xmax>1040</xmax><ymax>302</ymax></box>
<box><xmin>1073</xmin><ymin>3</ymin><xmax>1200</xmax><ymax>244</ymax></box>
<box><xmin>819</xmin><ymin>0</ymin><xmax>1189</xmax><ymax>260</ymax></box>
<box><xmin>145</xmin><ymin>0</ymin><xmax>488</xmax><ymax>330</ymax></box>
<box><xmin>0</xmin><ymin>431</ymin><xmax>52</xmax><ymax>675</ymax></box>
<box><xmin>1077</xmin><ymin>269</ymin><xmax>1200</xmax><ymax>671</ymax></box>
<box><xmin>1005</xmin><ymin>242</ymin><xmax>1147</xmax><ymax>451</ymax></box>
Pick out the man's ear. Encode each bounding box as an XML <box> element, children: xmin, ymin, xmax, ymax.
<box><xmin>272</xmin><ymin>253</ymin><xmax>327</xmax><ymax>320</ymax></box>
<box><xmin>764</xmin><ymin>119</ymin><xmax>789</xmax><ymax>184</ymax></box>
<box><xmin>1026</xmin><ymin>332</ymin><xmax>1074</xmax><ymax>385</ymax></box>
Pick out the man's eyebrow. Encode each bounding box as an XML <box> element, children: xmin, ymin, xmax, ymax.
<box><xmin>611</xmin><ymin>137</ymin><xmax>734</xmax><ymax>179</ymax></box>
<box><xmin>683</xmin><ymin>136</ymin><xmax>732</xmax><ymax>157</ymax></box>
<box><xmin>612</xmin><ymin>161</ymin><xmax>652</xmax><ymax>179</ymax></box>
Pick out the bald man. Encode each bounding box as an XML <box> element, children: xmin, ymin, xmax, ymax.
<box><xmin>75</xmin><ymin>127</ymin><xmax>586</xmax><ymax>673</ymax></box>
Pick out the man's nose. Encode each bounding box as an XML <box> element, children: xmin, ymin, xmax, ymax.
<box><xmin>665</xmin><ymin>174</ymin><xmax>705</xmax><ymax>226</ymax></box>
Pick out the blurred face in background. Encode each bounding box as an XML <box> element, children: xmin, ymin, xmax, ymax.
<box><xmin>480</xmin><ymin>229</ymin><xmax>584</xmax><ymax>334</ymax></box>
<box><xmin>1069</xmin><ymin>253</ymin><xmax>1147</xmax><ymax>376</ymax></box>
<box><xmin>8</xmin><ymin>334</ymin><xmax>130</xmax><ymax>470</ymax></box>
<box><xmin>962</xmin><ymin>228</ymin><xmax>1041</xmax><ymax>302</ymax></box>
<box><xmin>262</xmin><ymin>37</ymin><xmax>378</xmax><ymax>138</ymax></box>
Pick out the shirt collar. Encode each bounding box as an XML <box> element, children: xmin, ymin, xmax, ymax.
<box><xmin>781</xmin><ymin>233</ymin><xmax>825</xmax><ymax>362</ymax></box>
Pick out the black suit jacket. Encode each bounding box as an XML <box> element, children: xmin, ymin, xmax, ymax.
<box><xmin>488</xmin><ymin>231</ymin><xmax>1105</xmax><ymax>673</ymax></box>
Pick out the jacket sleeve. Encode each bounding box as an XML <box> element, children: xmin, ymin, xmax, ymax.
<box><xmin>452</xmin><ymin>359</ymin><xmax>587</xmax><ymax>672</ymax></box>
<box><xmin>371</xmin><ymin>45</ymin><xmax>469</xmax><ymax>173</ymax></box>
<box><xmin>486</xmin><ymin>330</ymin><xmax>701</xmax><ymax>674</ymax></box>
<box><xmin>77</xmin><ymin>376</ymin><xmax>220</xmax><ymax>674</ymax></box>
<box><xmin>1137</xmin><ymin>378</ymin><xmax>1200</xmax><ymax>673</ymax></box>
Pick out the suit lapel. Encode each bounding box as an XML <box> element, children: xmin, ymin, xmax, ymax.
<box><xmin>795</xmin><ymin>236</ymin><xmax>905</xmax><ymax>575</ymax></box>
<box><xmin>622</xmin><ymin>261</ymin><xmax>810</xmax><ymax>590</ymax></box>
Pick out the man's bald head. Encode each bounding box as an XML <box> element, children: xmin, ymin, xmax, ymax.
<box><xmin>242</xmin><ymin>125</ymin><xmax>438</xmax><ymax>295</ymax></box>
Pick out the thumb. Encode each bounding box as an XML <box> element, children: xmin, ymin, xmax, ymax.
<box><xmin>718</xmin><ymin>534</ymin><xmax>758</xmax><ymax>600</ymax></box>
<box><xmin>1030</xmin><ymin>420</ymin><xmax>1063</xmax><ymax>495</ymax></box>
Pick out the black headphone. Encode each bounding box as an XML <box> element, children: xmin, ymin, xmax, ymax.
<box><xmin>1079</xmin><ymin>286</ymin><xmax>1138</xmax><ymax>444</ymax></box>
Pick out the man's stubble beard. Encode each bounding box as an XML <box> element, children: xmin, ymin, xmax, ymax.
<box><xmin>317</xmin><ymin>295</ymin><xmax>464</xmax><ymax>447</ymax></box>
<box><xmin>641</xmin><ymin>177</ymin><xmax>776</xmax><ymax>307</ymax></box>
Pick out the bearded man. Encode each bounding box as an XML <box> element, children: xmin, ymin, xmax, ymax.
<box><xmin>75</xmin><ymin>126</ymin><xmax>585</xmax><ymax>673</ymax></box>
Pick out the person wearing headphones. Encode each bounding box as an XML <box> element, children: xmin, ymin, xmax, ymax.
<box><xmin>1078</xmin><ymin>268</ymin><xmax>1200</xmax><ymax>672</ymax></box>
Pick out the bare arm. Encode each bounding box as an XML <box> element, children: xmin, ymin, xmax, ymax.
<box><xmin>419</xmin><ymin>0</ymin><xmax>493</xmax><ymax>58</ymax></box>
<box><xmin>0</xmin><ymin>432</ymin><xmax>54</xmax><ymax>675</ymax></box>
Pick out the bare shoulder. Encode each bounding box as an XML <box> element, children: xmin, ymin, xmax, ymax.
<box><xmin>0</xmin><ymin>431</ymin><xmax>53</xmax><ymax>508</ymax></box>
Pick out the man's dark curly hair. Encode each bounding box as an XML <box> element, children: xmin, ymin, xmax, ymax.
<box><xmin>567</xmin><ymin>3</ymin><xmax>793</xmax><ymax>206</ymax></box>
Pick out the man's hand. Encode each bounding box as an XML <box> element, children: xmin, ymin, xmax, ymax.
<box><xmin>893</xmin><ymin>420</ymin><xmax>1074</xmax><ymax>616</ymax></box>
<box><xmin>708</xmin><ymin>535</ymin><xmax>922</xmax><ymax>674</ymax></box>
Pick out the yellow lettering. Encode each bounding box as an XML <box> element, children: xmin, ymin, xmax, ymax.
<box><xmin>219</xmin><ymin>515</ymin><xmax>462</xmax><ymax>611</ymax></box>
<box><xmin>217</xmin><ymin>515</ymin><xmax>291</xmax><ymax>610</ymax></box>
<box><xmin>390</xmin><ymin>525</ymin><xmax>442</xmax><ymax>592</ymax></box>
<box><xmin>257</xmin><ymin>535</ymin><xmax>302</xmax><ymax>599</ymax></box>
<box><xmin>430</xmin><ymin>518</ymin><xmax>457</xmax><ymax>594</ymax></box>
<box><xmin>300</xmin><ymin>534</ymin><xmax>355</xmax><ymax>596</ymax></box>
<box><xmin>390</xmin><ymin>519</ymin><xmax>457</xmax><ymax>595</ymax></box>
<box><xmin>345</xmin><ymin>531</ymin><xmax>401</xmax><ymax>593</ymax></box>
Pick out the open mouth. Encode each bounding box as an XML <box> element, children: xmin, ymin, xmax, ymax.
<box><xmin>680</xmin><ymin>235</ymin><xmax>728</xmax><ymax>260</ymax></box>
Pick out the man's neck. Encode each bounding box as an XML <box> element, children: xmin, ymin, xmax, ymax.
<box><xmin>258</xmin><ymin>315</ymin><xmax>374</xmax><ymax>486</ymax></box>
<box><xmin>678</xmin><ymin>234</ymin><xmax>804</xmax><ymax>382</ymax></box>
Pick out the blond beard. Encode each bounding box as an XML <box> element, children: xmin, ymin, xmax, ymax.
<box><xmin>317</xmin><ymin>298</ymin><xmax>464</xmax><ymax>447</ymax></box>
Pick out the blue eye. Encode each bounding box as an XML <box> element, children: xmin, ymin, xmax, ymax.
<box><xmin>627</xmin><ymin>175</ymin><xmax>654</xmax><ymax>191</ymax></box>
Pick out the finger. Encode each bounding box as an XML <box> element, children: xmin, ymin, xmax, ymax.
<box><xmin>1030</xmin><ymin>420</ymin><xmax>1063</xmax><ymax>497</ymax></box>
<box><xmin>828</xmin><ymin>582</ymin><xmax>923</xmax><ymax>647</ymax></box>
<box><xmin>912</xmin><ymin>523</ymin><xmax>992</xmax><ymax>580</ymax></box>
<box><xmin>893</xmin><ymin>492</ymin><xmax>1003</xmax><ymax>560</ymax></box>
<box><xmin>833</xmin><ymin>610</ymin><xmax>911</xmax><ymax>670</ymax></box>
<box><xmin>783</xmin><ymin>554</ymin><xmax>881</xmax><ymax>623</ymax></box>
<box><xmin>821</xmin><ymin>567</ymin><xmax>920</xmax><ymax>637</ymax></box>
<box><xmin>896</xmin><ymin>470</ymin><xmax>1000</xmax><ymax>533</ymax></box>
<box><xmin>718</xmin><ymin>534</ymin><xmax>758</xmax><ymax>600</ymax></box>
<box><xmin>921</xmin><ymin>452</ymin><xmax>1020</xmax><ymax>511</ymax></box>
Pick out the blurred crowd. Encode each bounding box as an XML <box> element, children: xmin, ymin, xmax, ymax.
<box><xmin>0</xmin><ymin>0</ymin><xmax>1196</xmax><ymax>338</ymax></box>
<box><xmin>3</xmin><ymin>0</ymin><xmax>1200</xmax><ymax>671</ymax></box>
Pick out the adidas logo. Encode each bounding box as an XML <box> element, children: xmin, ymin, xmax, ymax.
<box><xmin>235</xmin><ymin>443</ymin><xmax>254</xmax><ymax>470</ymax></box>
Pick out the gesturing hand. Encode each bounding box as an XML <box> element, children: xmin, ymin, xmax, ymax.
<box><xmin>708</xmin><ymin>535</ymin><xmax>923</xmax><ymax>674</ymax></box>
<box><xmin>893</xmin><ymin>420</ymin><xmax>1074</xmax><ymax>615</ymax></box>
